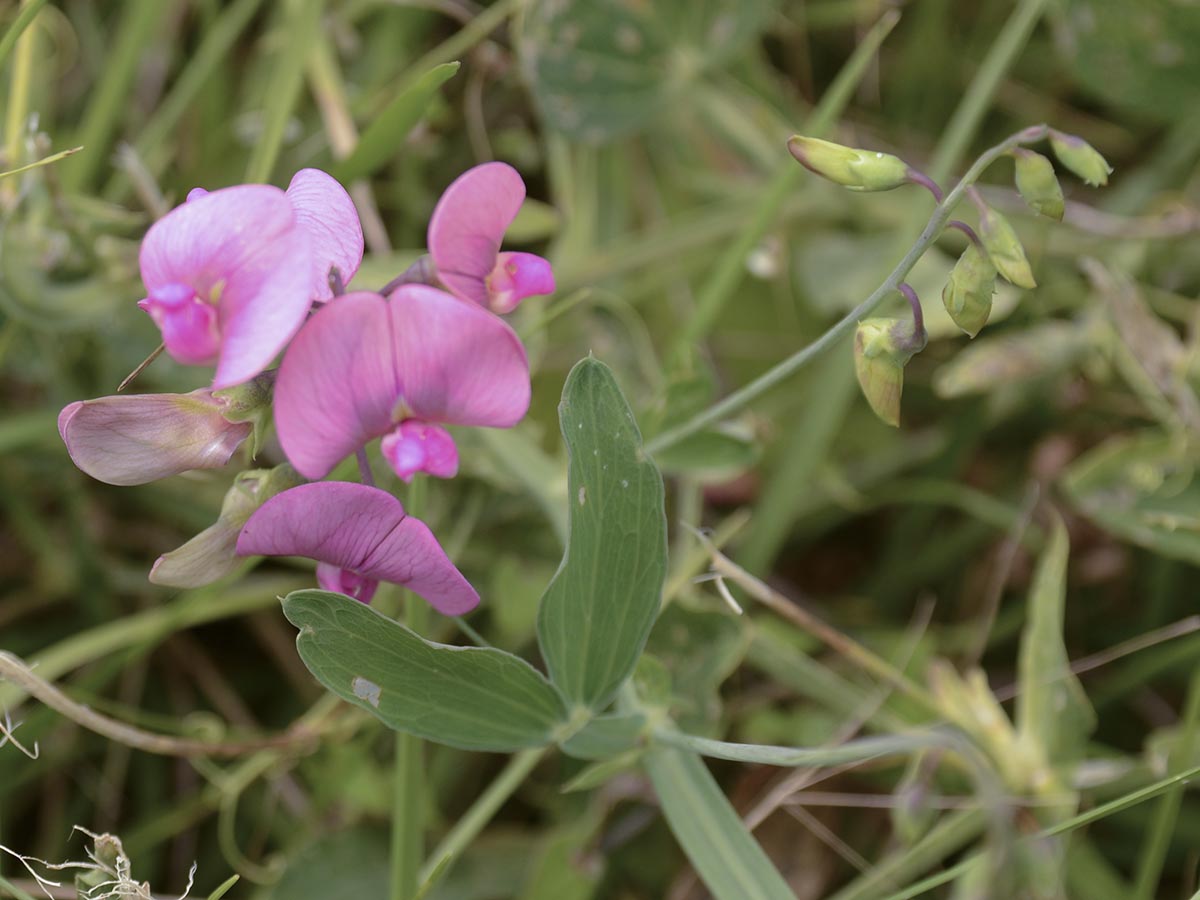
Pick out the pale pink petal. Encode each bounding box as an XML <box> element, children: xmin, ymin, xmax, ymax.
<box><xmin>274</xmin><ymin>292</ymin><xmax>401</xmax><ymax>479</ymax></box>
<box><xmin>427</xmin><ymin>162</ymin><xmax>526</xmax><ymax>307</ymax></box>
<box><xmin>388</xmin><ymin>285</ymin><xmax>530</xmax><ymax>427</ymax></box>
<box><xmin>487</xmin><ymin>251</ymin><xmax>556</xmax><ymax>314</ymax></box>
<box><xmin>237</xmin><ymin>482</ymin><xmax>478</xmax><ymax>615</ymax></box>
<box><xmin>59</xmin><ymin>391</ymin><xmax>250</xmax><ymax>486</ymax></box>
<box><xmin>286</xmin><ymin>168</ymin><xmax>364</xmax><ymax>302</ymax></box>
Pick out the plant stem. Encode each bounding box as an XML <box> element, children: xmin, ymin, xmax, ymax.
<box><xmin>643</xmin><ymin>125</ymin><xmax>1047</xmax><ymax>457</ymax></box>
<box><xmin>417</xmin><ymin>748</ymin><xmax>546</xmax><ymax>893</ymax></box>
<box><xmin>2</xmin><ymin>0</ymin><xmax>42</xmax><ymax>173</ymax></box>
<box><xmin>392</xmin><ymin>476</ymin><xmax>428</xmax><ymax>900</ymax></box>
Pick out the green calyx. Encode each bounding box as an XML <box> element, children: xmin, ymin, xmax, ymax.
<box><xmin>787</xmin><ymin>135</ymin><xmax>911</xmax><ymax>192</ymax></box>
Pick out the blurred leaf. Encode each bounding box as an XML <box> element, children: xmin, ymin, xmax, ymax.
<box><xmin>518</xmin><ymin>817</ymin><xmax>603</xmax><ymax>900</ymax></box>
<box><xmin>643</xmin><ymin>745</ymin><xmax>795</xmax><ymax>900</ymax></box>
<box><xmin>560</xmin><ymin>711</ymin><xmax>646</xmax><ymax>760</ymax></box>
<box><xmin>283</xmin><ymin>590</ymin><xmax>568</xmax><ymax>750</ymax></box>
<box><xmin>537</xmin><ymin>357</ymin><xmax>667</xmax><ymax>710</ymax></box>
<box><xmin>1061</xmin><ymin>431</ymin><xmax>1200</xmax><ymax>565</ymax></box>
<box><xmin>519</xmin><ymin>0</ymin><xmax>778</xmax><ymax>142</ymax></box>
<box><xmin>933</xmin><ymin>319</ymin><xmax>1092</xmax><ymax>398</ymax></box>
<box><xmin>561</xmin><ymin>748</ymin><xmax>644</xmax><ymax>792</ymax></box>
<box><xmin>334</xmin><ymin>62</ymin><xmax>460</xmax><ymax>181</ymax></box>
<box><xmin>1015</xmin><ymin>513</ymin><xmax>1096</xmax><ymax>775</ymax></box>
<box><xmin>269</xmin><ymin>828</ymin><xmax>389</xmax><ymax>900</ymax></box>
<box><xmin>653</xmin><ymin>425</ymin><xmax>758</xmax><ymax>478</ymax></box>
<box><xmin>508</xmin><ymin>199</ymin><xmax>562</xmax><ymax>243</ymax></box>
<box><xmin>1061</xmin><ymin>0</ymin><xmax>1200</xmax><ymax>122</ymax></box>
<box><xmin>205</xmin><ymin>875</ymin><xmax>240</xmax><ymax>900</ymax></box>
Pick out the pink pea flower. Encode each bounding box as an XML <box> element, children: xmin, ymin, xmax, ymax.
<box><xmin>58</xmin><ymin>390</ymin><xmax>252</xmax><ymax>486</ymax></box>
<box><xmin>236</xmin><ymin>481</ymin><xmax>479</xmax><ymax>614</ymax></box>
<box><xmin>427</xmin><ymin>162</ymin><xmax>555</xmax><ymax>314</ymax></box>
<box><xmin>139</xmin><ymin>169</ymin><xmax>363</xmax><ymax>389</ymax></box>
<box><xmin>274</xmin><ymin>286</ymin><xmax>530</xmax><ymax>482</ymax></box>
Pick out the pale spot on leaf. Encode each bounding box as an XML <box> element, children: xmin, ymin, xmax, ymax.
<box><xmin>352</xmin><ymin>676</ymin><xmax>382</xmax><ymax>708</ymax></box>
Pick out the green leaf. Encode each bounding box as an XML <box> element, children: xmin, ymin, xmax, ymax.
<box><xmin>283</xmin><ymin>590</ymin><xmax>567</xmax><ymax>751</ymax></box>
<box><xmin>536</xmin><ymin>358</ymin><xmax>668</xmax><ymax>710</ymax></box>
<box><xmin>654</xmin><ymin>728</ymin><xmax>933</xmax><ymax>768</ymax></box>
<box><xmin>518</xmin><ymin>0</ymin><xmax>777</xmax><ymax>142</ymax></box>
<box><xmin>643</xmin><ymin>745</ymin><xmax>795</xmax><ymax>900</ymax></box>
<box><xmin>559</xmin><ymin>711</ymin><xmax>646</xmax><ymax>760</ymax></box>
<box><xmin>205</xmin><ymin>875</ymin><xmax>240</xmax><ymax>900</ymax></box>
<box><xmin>560</xmin><ymin>749</ymin><xmax>644</xmax><ymax>793</ymax></box>
<box><xmin>334</xmin><ymin>62</ymin><xmax>460</xmax><ymax>182</ymax></box>
<box><xmin>1015</xmin><ymin>513</ymin><xmax>1096</xmax><ymax>769</ymax></box>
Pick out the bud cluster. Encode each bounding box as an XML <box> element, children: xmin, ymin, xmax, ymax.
<box><xmin>786</xmin><ymin>128</ymin><xmax>1111</xmax><ymax>425</ymax></box>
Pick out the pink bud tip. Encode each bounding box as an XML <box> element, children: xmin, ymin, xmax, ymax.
<box><xmin>186</xmin><ymin>187</ymin><xmax>209</xmax><ymax>202</ymax></box>
<box><xmin>487</xmin><ymin>252</ymin><xmax>556</xmax><ymax>314</ymax></box>
<box><xmin>381</xmin><ymin>421</ymin><xmax>459</xmax><ymax>482</ymax></box>
<box><xmin>138</xmin><ymin>282</ymin><xmax>222</xmax><ymax>364</ymax></box>
<box><xmin>316</xmin><ymin>562</ymin><xmax>379</xmax><ymax>604</ymax></box>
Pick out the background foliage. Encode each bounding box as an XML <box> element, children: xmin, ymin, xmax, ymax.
<box><xmin>2</xmin><ymin>0</ymin><xmax>1200</xmax><ymax>897</ymax></box>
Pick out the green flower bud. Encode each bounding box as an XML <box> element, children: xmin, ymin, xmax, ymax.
<box><xmin>1012</xmin><ymin>148</ymin><xmax>1064</xmax><ymax>220</ymax></box>
<box><xmin>787</xmin><ymin>135</ymin><xmax>910</xmax><ymax>192</ymax></box>
<box><xmin>854</xmin><ymin>317</ymin><xmax>924</xmax><ymax>427</ymax></box>
<box><xmin>212</xmin><ymin>369</ymin><xmax>276</xmax><ymax>457</ymax></box>
<box><xmin>1048</xmin><ymin>130</ymin><xmax>1112</xmax><ymax>187</ymax></box>
<box><xmin>149</xmin><ymin>464</ymin><xmax>305</xmax><ymax>587</ymax></box>
<box><xmin>977</xmin><ymin>203</ymin><xmax>1037</xmax><ymax>289</ymax></box>
<box><xmin>941</xmin><ymin>243</ymin><xmax>997</xmax><ymax>337</ymax></box>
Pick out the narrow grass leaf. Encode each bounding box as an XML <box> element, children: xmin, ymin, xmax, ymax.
<box><xmin>643</xmin><ymin>745</ymin><xmax>795</xmax><ymax>900</ymax></box>
<box><xmin>654</xmin><ymin>728</ymin><xmax>935</xmax><ymax>767</ymax></box>
<box><xmin>536</xmin><ymin>357</ymin><xmax>667</xmax><ymax>710</ymax></box>
<box><xmin>283</xmin><ymin>590</ymin><xmax>568</xmax><ymax>751</ymax></box>
<box><xmin>0</xmin><ymin>145</ymin><xmax>82</xmax><ymax>181</ymax></box>
<box><xmin>333</xmin><ymin>62</ymin><xmax>459</xmax><ymax>182</ymax></box>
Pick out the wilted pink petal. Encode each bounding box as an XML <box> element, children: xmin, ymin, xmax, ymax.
<box><xmin>388</xmin><ymin>284</ymin><xmax>530</xmax><ymax>427</ymax></box>
<box><xmin>381</xmin><ymin>421</ymin><xmax>459</xmax><ymax>482</ymax></box>
<box><xmin>275</xmin><ymin>286</ymin><xmax>529</xmax><ymax>479</ymax></box>
<box><xmin>487</xmin><ymin>252</ymin><xmax>556</xmax><ymax>314</ymax></box>
<box><xmin>286</xmin><ymin>168</ymin><xmax>364</xmax><ymax>302</ymax></box>
<box><xmin>59</xmin><ymin>390</ymin><xmax>251</xmax><ymax>486</ymax></box>
<box><xmin>139</xmin><ymin>184</ymin><xmax>315</xmax><ymax>389</ymax></box>
<box><xmin>428</xmin><ymin>162</ymin><xmax>523</xmax><ymax>308</ymax></box>
<box><xmin>274</xmin><ymin>292</ymin><xmax>400</xmax><ymax>479</ymax></box>
<box><xmin>237</xmin><ymin>482</ymin><xmax>479</xmax><ymax>615</ymax></box>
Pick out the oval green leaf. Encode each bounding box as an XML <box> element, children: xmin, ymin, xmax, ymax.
<box><xmin>283</xmin><ymin>589</ymin><xmax>567</xmax><ymax>751</ymax></box>
<box><xmin>536</xmin><ymin>357</ymin><xmax>668</xmax><ymax>711</ymax></box>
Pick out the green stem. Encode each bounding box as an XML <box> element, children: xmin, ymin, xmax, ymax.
<box><xmin>643</xmin><ymin>124</ymin><xmax>1048</xmax><ymax>458</ymax></box>
<box><xmin>416</xmin><ymin>748</ymin><xmax>547</xmax><ymax>894</ymax></box>
<box><xmin>3</xmin><ymin>0</ymin><xmax>43</xmax><ymax>170</ymax></box>
<box><xmin>674</xmin><ymin>9</ymin><xmax>900</xmax><ymax>353</ymax></box>
<box><xmin>1131</xmin><ymin>667</ymin><xmax>1200</xmax><ymax>899</ymax></box>
<box><xmin>392</xmin><ymin>477</ymin><xmax>428</xmax><ymax>900</ymax></box>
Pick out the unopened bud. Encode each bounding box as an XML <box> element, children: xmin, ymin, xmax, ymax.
<box><xmin>1048</xmin><ymin>130</ymin><xmax>1112</xmax><ymax>187</ymax></box>
<box><xmin>150</xmin><ymin>465</ymin><xmax>305</xmax><ymax>587</ymax></box>
<box><xmin>59</xmin><ymin>389</ymin><xmax>252</xmax><ymax>486</ymax></box>
<box><xmin>942</xmin><ymin>243</ymin><xmax>997</xmax><ymax>337</ymax></box>
<box><xmin>1012</xmin><ymin>148</ymin><xmax>1064</xmax><ymax>220</ymax></box>
<box><xmin>977</xmin><ymin>204</ymin><xmax>1037</xmax><ymax>289</ymax></box>
<box><xmin>787</xmin><ymin>135</ymin><xmax>910</xmax><ymax>192</ymax></box>
<box><xmin>854</xmin><ymin>317</ymin><xmax>925</xmax><ymax>427</ymax></box>
<box><xmin>212</xmin><ymin>369</ymin><xmax>276</xmax><ymax>457</ymax></box>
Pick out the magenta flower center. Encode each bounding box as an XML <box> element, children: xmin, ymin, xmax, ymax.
<box><xmin>138</xmin><ymin>282</ymin><xmax>222</xmax><ymax>365</ymax></box>
<box><xmin>316</xmin><ymin>561</ymin><xmax>378</xmax><ymax>604</ymax></box>
<box><xmin>380</xmin><ymin>420</ymin><xmax>459</xmax><ymax>483</ymax></box>
<box><xmin>485</xmin><ymin>252</ymin><xmax>555</xmax><ymax>314</ymax></box>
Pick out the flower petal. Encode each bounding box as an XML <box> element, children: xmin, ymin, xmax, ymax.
<box><xmin>286</xmin><ymin>168</ymin><xmax>364</xmax><ymax>301</ymax></box>
<box><xmin>236</xmin><ymin>482</ymin><xmax>478</xmax><ymax>615</ymax></box>
<box><xmin>139</xmin><ymin>184</ymin><xmax>316</xmax><ymax>389</ymax></box>
<box><xmin>274</xmin><ymin>292</ymin><xmax>401</xmax><ymax>478</ymax></box>
<box><xmin>59</xmin><ymin>391</ymin><xmax>251</xmax><ymax>486</ymax></box>
<box><xmin>427</xmin><ymin>162</ymin><xmax>525</xmax><ymax>307</ymax></box>
<box><xmin>389</xmin><ymin>284</ymin><xmax>530</xmax><ymax>427</ymax></box>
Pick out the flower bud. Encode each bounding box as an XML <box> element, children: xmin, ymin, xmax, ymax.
<box><xmin>212</xmin><ymin>369</ymin><xmax>276</xmax><ymax>457</ymax></box>
<box><xmin>1012</xmin><ymin>148</ymin><xmax>1064</xmax><ymax>220</ymax></box>
<box><xmin>1048</xmin><ymin>130</ymin><xmax>1112</xmax><ymax>187</ymax></box>
<box><xmin>941</xmin><ymin>243</ymin><xmax>998</xmax><ymax>337</ymax></box>
<box><xmin>854</xmin><ymin>317</ymin><xmax>924</xmax><ymax>427</ymax></box>
<box><xmin>787</xmin><ymin>135</ymin><xmax>910</xmax><ymax>192</ymax></box>
<box><xmin>150</xmin><ymin>465</ymin><xmax>305</xmax><ymax>587</ymax></box>
<box><xmin>977</xmin><ymin>203</ymin><xmax>1037</xmax><ymax>289</ymax></box>
<box><xmin>59</xmin><ymin>389</ymin><xmax>252</xmax><ymax>486</ymax></box>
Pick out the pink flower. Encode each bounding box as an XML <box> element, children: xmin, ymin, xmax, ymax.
<box><xmin>427</xmin><ymin>162</ymin><xmax>555</xmax><ymax>314</ymax></box>
<box><xmin>274</xmin><ymin>286</ymin><xmax>530</xmax><ymax>482</ymax></box>
<box><xmin>139</xmin><ymin>169</ymin><xmax>363</xmax><ymax>389</ymax></box>
<box><xmin>58</xmin><ymin>389</ymin><xmax>252</xmax><ymax>486</ymax></box>
<box><xmin>236</xmin><ymin>481</ymin><xmax>479</xmax><ymax>614</ymax></box>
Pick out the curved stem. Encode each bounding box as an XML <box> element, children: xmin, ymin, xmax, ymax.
<box><xmin>644</xmin><ymin>125</ymin><xmax>1047</xmax><ymax>457</ymax></box>
<box><xmin>905</xmin><ymin>168</ymin><xmax>944</xmax><ymax>203</ymax></box>
<box><xmin>897</xmin><ymin>283</ymin><xmax>924</xmax><ymax>348</ymax></box>
<box><xmin>948</xmin><ymin>219</ymin><xmax>982</xmax><ymax>247</ymax></box>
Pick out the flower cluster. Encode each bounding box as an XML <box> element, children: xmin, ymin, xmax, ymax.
<box><xmin>59</xmin><ymin>163</ymin><xmax>555</xmax><ymax>615</ymax></box>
